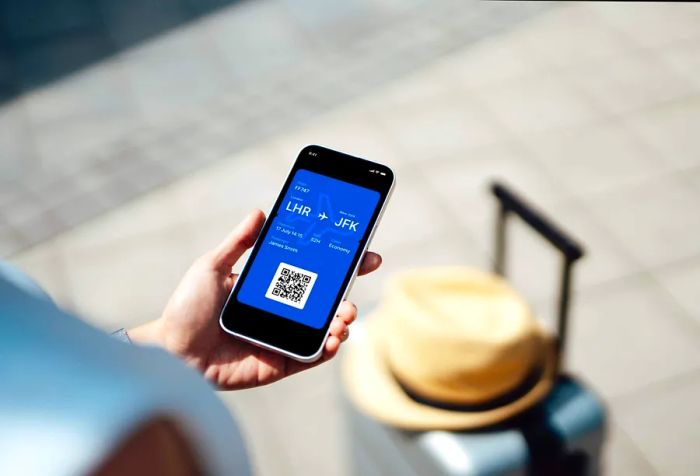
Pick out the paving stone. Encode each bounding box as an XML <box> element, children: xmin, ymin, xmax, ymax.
<box><xmin>615</xmin><ymin>372</ymin><xmax>700</xmax><ymax>476</ymax></box>
<box><xmin>520</xmin><ymin>119</ymin><xmax>669</xmax><ymax>197</ymax></box>
<box><xmin>624</xmin><ymin>96</ymin><xmax>700</xmax><ymax>170</ymax></box>
<box><xmin>510</xmin><ymin>4</ymin><xmax>637</xmax><ymax>70</ymax></box>
<box><xmin>371</xmin><ymin>77</ymin><xmax>508</xmax><ymax>162</ymax></box>
<box><xmin>23</xmin><ymin>59</ymin><xmax>139</xmax><ymax>174</ymax></box>
<box><xmin>58</xmin><ymin>221</ymin><xmax>198</xmax><ymax>330</ymax></box>
<box><xmin>568</xmin><ymin>276</ymin><xmax>700</xmax><ymax>400</ymax></box>
<box><xmin>658</xmin><ymin>37</ymin><xmax>700</xmax><ymax>90</ymax></box>
<box><xmin>10</xmin><ymin>212</ymin><xmax>65</xmax><ymax>249</ymax></box>
<box><xmin>585</xmin><ymin>175</ymin><xmax>700</xmax><ymax>269</ymax></box>
<box><xmin>603</xmin><ymin>422</ymin><xmax>658</xmax><ymax>476</ymax></box>
<box><xmin>444</xmin><ymin>35</ymin><xmax>545</xmax><ymax>91</ymax></box>
<box><xmin>562</xmin><ymin>50</ymin><xmax>697</xmax><ymax>117</ymax></box>
<box><xmin>202</xmin><ymin>1</ymin><xmax>311</xmax><ymax>82</ymax></box>
<box><xmin>591</xmin><ymin>2</ymin><xmax>700</xmax><ymax>50</ymax></box>
<box><xmin>0</xmin><ymin>99</ymin><xmax>34</xmax><ymax>183</ymax></box>
<box><xmin>653</xmin><ymin>256</ymin><xmax>700</xmax><ymax>326</ymax></box>
<box><xmin>120</xmin><ymin>27</ymin><xmax>228</xmax><ymax>125</ymax></box>
<box><xmin>366</xmin><ymin>166</ymin><xmax>452</xmax><ymax>251</ymax></box>
<box><xmin>51</xmin><ymin>190</ymin><xmax>115</xmax><ymax>230</ymax></box>
<box><xmin>217</xmin><ymin>387</ymin><xmax>296</xmax><ymax>476</ymax></box>
<box><xmin>7</xmin><ymin>240</ymin><xmax>75</xmax><ymax>308</ymax></box>
<box><xmin>476</xmin><ymin>73</ymin><xmax>602</xmax><ymax>137</ymax></box>
<box><xmin>0</xmin><ymin>225</ymin><xmax>24</xmax><ymax>258</ymax></box>
<box><xmin>279</xmin><ymin>0</ymin><xmax>386</xmax><ymax>46</ymax></box>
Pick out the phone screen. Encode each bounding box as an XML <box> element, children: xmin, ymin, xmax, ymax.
<box><xmin>236</xmin><ymin>169</ymin><xmax>380</xmax><ymax>328</ymax></box>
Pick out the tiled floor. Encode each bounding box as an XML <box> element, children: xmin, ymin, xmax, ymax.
<box><xmin>0</xmin><ymin>0</ymin><xmax>550</xmax><ymax>256</ymax></box>
<box><xmin>6</xmin><ymin>2</ymin><xmax>700</xmax><ymax>476</ymax></box>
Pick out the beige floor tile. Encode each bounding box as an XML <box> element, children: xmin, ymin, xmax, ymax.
<box><xmin>370</xmin><ymin>81</ymin><xmax>507</xmax><ymax>163</ymax></box>
<box><xmin>8</xmin><ymin>241</ymin><xmax>75</xmax><ymax>309</ymax></box>
<box><xmin>55</xmin><ymin>182</ymin><xmax>191</xmax><ymax>251</ymax></box>
<box><xmin>367</xmin><ymin>166</ymin><xmax>451</xmax><ymax>251</ymax></box>
<box><xmin>614</xmin><ymin>372</ymin><xmax>700</xmax><ymax>476</ymax></box>
<box><xmin>591</xmin><ymin>2</ymin><xmax>700</xmax><ymax>49</ymax></box>
<box><xmin>476</xmin><ymin>73</ymin><xmax>602</xmax><ymax>137</ymax></box>
<box><xmin>603</xmin><ymin>422</ymin><xmax>658</xmax><ymax>476</ymax></box>
<box><xmin>521</xmin><ymin>119</ymin><xmax>668</xmax><ymax>197</ymax></box>
<box><xmin>586</xmin><ymin>176</ymin><xmax>700</xmax><ymax>269</ymax></box>
<box><xmin>568</xmin><ymin>276</ymin><xmax>700</xmax><ymax>400</ymax></box>
<box><xmin>563</xmin><ymin>50</ymin><xmax>696</xmax><ymax>116</ymax></box>
<box><xmin>269</xmin><ymin>106</ymin><xmax>406</xmax><ymax>171</ymax></box>
<box><xmin>259</xmin><ymin>361</ymin><xmax>345</xmax><ymax>476</ymax></box>
<box><xmin>658</xmin><ymin>37</ymin><xmax>700</xmax><ymax>90</ymax></box>
<box><xmin>23</xmin><ymin>60</ymin><xmax>138</xmax><ymax>174</ymax></box>
<box><xmin>222</xmin><ymin>360</ymin><xmax>346</xmax><ymax>476</ymax></box>
<box><xmin>0</xmin><ymin>98</ymin><xmax>33</xmax><ymax>183</ymax></box>
<box><xmin>653</xmin><ymin>256</ymin><xmax>700</xmax><ymax>325</ymax></box>
<box><xmin>512</xmin><ymin>4</ymin><xmax>638</xmax><ymax>69</ymax></box>
<box><xmin>625</xmin><ymin>96</ymin><xmax>700</xmax><ymax>170</ymax></box>
<box><xmin>218</xmin><ymin>387</ymin><xmax>297</xmax><ymax>476</ymax></box>
<box><xmin>421</xmin><ymin>143</ymin><xmax>569</xmax><ymax>251</ymax></box>
<box><xmin>371</xmin><ymin>65</ymin><xmax>461</xmax><ymax>111</ymax></box>
<box><xmin>444</xmin><ymin>33</ymin><xmax>545</xmax><ymax>91</ymax></box>
<box><xmin>548</xmin><ymin>201</ymin><xmax>641</xmax><ymax>290</ymax></box>
<box><xmin>685</xmin><ymin>165</ymin><xmax>700</xmax><ymax>190</ymax></box>
<box><xmin>57</xmin><ymin>222</ymin><xmax>198</xmax><ymax>331</ymax></box>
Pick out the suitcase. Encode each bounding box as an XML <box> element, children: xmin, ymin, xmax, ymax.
<box><xmin>343</xmin><ymin>182</ymin><xmax>607</xmax><ymax>476</ymax></box>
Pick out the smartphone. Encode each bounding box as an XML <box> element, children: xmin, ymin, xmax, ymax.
<box><xmin>219</xmin><ymin>145</ymin><xmax>395</xmax><ymax>362</ymax></box>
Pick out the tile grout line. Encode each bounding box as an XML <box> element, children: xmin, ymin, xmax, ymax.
<box><xmin>609</xmin><ymin>367</ymin><xmax>700</xmax><ymax>408</ymax></box>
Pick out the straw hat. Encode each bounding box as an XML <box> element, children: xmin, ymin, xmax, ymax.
<box><xmin>342</xmin><ymin>267</ymin><xmax>556</xmax><ymax>430</ymax></box>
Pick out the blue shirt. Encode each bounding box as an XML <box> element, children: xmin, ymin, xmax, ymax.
<box><xmin>0</xmin><ymin>263</ymin><xmax>250</xmax><ymax>475</ymax></box>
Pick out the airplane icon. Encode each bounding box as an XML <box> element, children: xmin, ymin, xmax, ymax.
<box><xmin>318</xmin><ymin>212</ymin><xmax>328</xmax><ymax>220</ymax></box>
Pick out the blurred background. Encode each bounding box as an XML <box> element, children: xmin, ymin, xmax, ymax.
<box><xmin>2</xmin><ymin>0</ymin><xmax>700</xmax><ymax>474</ymax></box>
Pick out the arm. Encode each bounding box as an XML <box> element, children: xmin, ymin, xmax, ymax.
<box><xmin>128</xmin><ymin>209</ymin><xmax>381</xmax><ymax>390</ymax></box>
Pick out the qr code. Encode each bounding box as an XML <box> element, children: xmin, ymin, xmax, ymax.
<box><xmin>265</xmin><ymin>262</ymin><xmax>318</xmax><ymax>309</ymax></box>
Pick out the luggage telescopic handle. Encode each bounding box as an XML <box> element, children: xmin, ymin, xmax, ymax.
<box><xmin>491</xmin><ymin>182</ymin><xmax>585</xmax><ymax>375</ymax></box>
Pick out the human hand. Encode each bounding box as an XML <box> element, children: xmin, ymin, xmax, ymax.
<box><xmin>129</xmin><ymin>209</ymin><xmax>382</xmax><ymax>390</ymax></box>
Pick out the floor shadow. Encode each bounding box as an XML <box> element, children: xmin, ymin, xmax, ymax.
<box><xmin>0</xmin><ymin>0</ymin><xmax>241</xmax><ymax>104</ymax></box>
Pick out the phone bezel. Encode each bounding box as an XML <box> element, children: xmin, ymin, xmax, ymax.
<box><xmin>219</xmin><ymin>145</ymin><xmax>394</xmax><ymax>360</ymax></box>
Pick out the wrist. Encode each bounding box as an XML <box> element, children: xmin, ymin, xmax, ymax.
<box><xmin>128</xmin><ymin>319</ymin><xmax>165</xmax><ymax>348</ymax></box>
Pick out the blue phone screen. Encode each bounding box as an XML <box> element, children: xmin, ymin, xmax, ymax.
<box><xmin>237</xmin><ymin>169</ymin><xmax>381</xmax><ymax>329</ymax></box>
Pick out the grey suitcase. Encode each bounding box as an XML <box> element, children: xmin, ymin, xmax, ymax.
<box><xmin>343</xmin><ymin>182</ymin><xmax>607</xmax><ymax>476</ymax></box>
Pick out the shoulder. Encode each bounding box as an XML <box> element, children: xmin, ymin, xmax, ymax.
<box><xmin>0</xmin><ymin>273</ymin><xmax>250</xmax><ymax>476</ymax></box>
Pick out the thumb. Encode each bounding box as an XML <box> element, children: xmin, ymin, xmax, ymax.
<box><xmin>212</xmin><ymin>209</ymin><xmax>266</xmax><ymax>271</ymax></box>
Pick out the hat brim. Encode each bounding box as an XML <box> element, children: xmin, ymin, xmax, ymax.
<box><xmin>341</xmin><ymin>312</ymin><xmax>557</xmax><ymax>431</ymax></box>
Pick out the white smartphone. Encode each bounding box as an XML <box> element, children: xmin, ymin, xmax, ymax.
<box><xmin>219</xmin><ymin>145</ymin><xmax>394</xmax><ymax>362</ymax></box>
